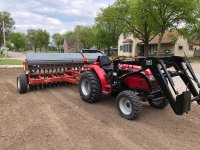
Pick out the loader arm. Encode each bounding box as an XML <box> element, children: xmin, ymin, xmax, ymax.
<box><xmin>142</xmin><ymin>56</ymin><xmax>200</xmax><ymax>115</ymax></box>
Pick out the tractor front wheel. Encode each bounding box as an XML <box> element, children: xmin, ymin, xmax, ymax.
<box><xmin>17</xmin><ymin>74</ymin><xmax>28</xmax><ymax>93</ymax></box>
<box><xmin>79</xmin><ymin>71</ymin><xmax>102</xmax><ymax>103</ymax></box>
<box><xmin>117</xmin><ymin>91</ymin><xmax>142</xmax><ymax>120</ymax></box>
<box><xmin>148</xmin><ymin>97</ymin><xmax>169</xmax><ymax>109</ymax></box>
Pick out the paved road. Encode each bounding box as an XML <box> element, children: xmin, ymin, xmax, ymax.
<box><xmin>0</xmin><ymin>65</ymin><xmax>200</xmax><ymax>150</ymax></box>
<box><xmin>4</xmin><ymin>51</ymin><xmax>26</xmax><ymax>60</ymax></box>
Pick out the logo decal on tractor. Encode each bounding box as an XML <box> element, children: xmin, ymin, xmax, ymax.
<box><xmin>146</xmin><ymin>60</ymin><xmax>152</xmax><ymax>65</ymax></box>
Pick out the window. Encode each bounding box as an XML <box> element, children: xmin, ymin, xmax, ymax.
<box><xmin>120</xmin><ymin>45</ymin><xmax>123</xmax><ymax>51</ymax></box>
<box><xmin>123</xmin><ymin>44</ymin><xmax>132</xmax><ymax>53</ymax></box>
<box><xmin>149</xmin><ymin>45</ymin><xmax>157</xmax><ymax>54</ymax></box>
<box><xmin>123</xmin><ymin>45</ymin><xmax>128</xmax><ymax>52</ymax></box>
<box><xmin>178</xmin><ymin>46</ymin><xmax>183</xmax><ymax>50</ymax></box>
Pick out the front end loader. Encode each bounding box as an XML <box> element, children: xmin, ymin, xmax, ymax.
<box><xmin>79</xmin><ymin>56</ymin><xmax>200</xmax><ymax>120</ymax></box>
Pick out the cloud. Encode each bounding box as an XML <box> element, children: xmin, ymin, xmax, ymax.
<box><xmin>0</xmin><ymin>0</ymin><xmax>115</xmax><ymax>35</ymax></box>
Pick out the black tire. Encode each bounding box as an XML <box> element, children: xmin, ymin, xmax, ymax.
<box><xmin>117</xmin><ymin>91</ymin><xmax>142</xmax><ymax>120</ymax></box>
<box><xmin>79</xmin><ymin>71</ymin><xmax>102</xmax><ymax>103</ymax></box>
<box><xmin>17</xmin><ymin>74</ymin><xmax>28</xmax><ymax>93</ymax></box>
<box><xmin>148</xmin><ymin>97</ymin><xmax>169</xmax><ymax>109</ymax></box>
<box><xmin>29</xmin><ymin>84</ymin><xmax>33</xmax><ymax>91</ymax></box>
<box><xmin>110</xmin><ymin>90</ymin><xmax>119</xmax><ymax>97</ymax></box>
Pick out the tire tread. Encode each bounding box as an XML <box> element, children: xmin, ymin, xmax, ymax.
<box><xmin>117</xmin><ymin>90</ymin><xmax>142</xmax><ymax>120</ymax></box>
<box><xmin>79</xmin><ymin>71</ymin><xmax>102</xmax><ymax>103</ymax></box>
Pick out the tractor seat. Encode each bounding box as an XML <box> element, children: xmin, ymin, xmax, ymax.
<box><xmin>97</xmin><ymin>56</ymin><xmax>113</xmax><ymax>72</ymax></box>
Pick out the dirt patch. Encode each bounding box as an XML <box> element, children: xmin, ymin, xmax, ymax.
<box><xmin>0</xmin><ymin>65</ymin><xmax>200</xmax><ymax>150</ymax></box>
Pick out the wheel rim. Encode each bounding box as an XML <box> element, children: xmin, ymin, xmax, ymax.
<box><xmin>81</xmin><ymin>79</ymin><xmax>91</xmax><ymax>96</ymax></box>
<box><xmin>17</xmin><ymin>78</ymin><xmax>21</xmax><ymax>90</ymax></box>
<box><xmin>119</xmin><ymin>97</ymin><xmax>132</xmax><ymax>115</ymax></box>
<box><xmin>151</xmin><ymin>98</ymin><xmax>162</xmax><ymax>105</ymax></box>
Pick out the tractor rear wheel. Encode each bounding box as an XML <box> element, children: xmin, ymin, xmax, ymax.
<box><xmin>117</xmin><ymin>91</ymin><xmax>142</xmax><ymax>120</ymax></box>
<box><xmin>148</xmin><ymin>97</ymin><xmax>169</xmax><ymax>109</ymax></box>
<box><xmin>79</xmin><ymin>71</ymin><xmax>102</xmax><ymax>103</ymax></box>
<box><xmin>17</xmin><ymin>74</ymin><xmax>28</xmax><ymax>93</ymax></box>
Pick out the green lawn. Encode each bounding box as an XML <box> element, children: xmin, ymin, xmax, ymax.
<box><xmin>20</xmin><ymin>50</ymin><xmax>61</xmax><ymax>54</ymax></box>
<box><xmin>0</xmin><ymin>53</ymin><xmax>5</xmax><ymax>58</ymax></box>
<box><xmin>188</xmin><ymin>56</ymin><xmax>200</xmax><ymax>61</ymax></box>
<box><xmin>0</xmin><ymin>59</ymin><xmax>23</xmax><ymax>65</ymax></box>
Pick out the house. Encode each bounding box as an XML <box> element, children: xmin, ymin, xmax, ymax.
<box><xmin>63</xmin><ymin>38</ymin><xmax>84</xmax><ymax>53</ymax></box>
<box><xmin>118</xmin><ymin>30</ymin><xmax>195</xmax><ymax>57</ymax></box>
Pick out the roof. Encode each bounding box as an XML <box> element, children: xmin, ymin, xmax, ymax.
<box><xmin>138</xmin><ymin>30</ymin><xmax>179</xmax><ymax>45</ymax></box>
<box><xmin>188</xmin><ymin>38</ymin><xmax>200</xmax><ymax>45</ymax></box>
<box><xmin>123</xmin><ymin>39</ymin><xmax>133</xmax><ymax>43</ymax></box>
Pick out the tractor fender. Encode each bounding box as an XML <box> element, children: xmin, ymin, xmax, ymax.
<box><xmin>122</xmin><ymin>72</ymin><xmax>153</xmax><ymax>91</ymax></box>
<box><xmin>84</xmin><ymin>65</ymin><xmax>111</xmax><ymax>94</ymax></box>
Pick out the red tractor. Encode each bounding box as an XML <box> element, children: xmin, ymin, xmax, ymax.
<box><xmin>79</xmin><ymin>55</ymin><xmax>200</xmax><ymax>120</ymax></box>
<box><xmin>17</xmin><ymin>51</ymin><xmax>200</xmax><ymax>120</ymax></box>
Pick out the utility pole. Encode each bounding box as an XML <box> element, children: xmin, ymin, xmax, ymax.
<box><xmin>3</xmin><ymin>21</ymin><xmax>7</xmax><ymax>57</ymax></box>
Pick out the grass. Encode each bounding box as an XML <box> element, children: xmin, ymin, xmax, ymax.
<box><xmin>188</xmin><ymin>56</ymin><xmax>200</xmax><ymax>61</ymax></box>
<box><xmin>0</xmin><ymin>53</ymin><xmax>5</xmax><ymax>58</ymax></box>
<box><xmin>20</xmin><ymin>50</ymin><xmax>61</xmax><ymax>54</ymax></box>
<box><xmin>0</xmin><ymin>59</ymin><xmax>23</xmax><ymax>65</ymax></box>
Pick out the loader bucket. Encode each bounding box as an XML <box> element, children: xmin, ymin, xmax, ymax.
<box><xmin>175</xmin><ymin>91</ymin><xmax>191</xmax><ymax>115</ymax></box>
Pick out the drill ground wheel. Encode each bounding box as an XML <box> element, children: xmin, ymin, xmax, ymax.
<box><xmin>79</xmin><ymin>71</ymin><xmax>102</xmax><ymax>103</ymax></box>
<box><xmin>17</xmin><ymin>74</ymin><xmax>28</xmax><ymax>93</ymax></box>
<box><xmin>117</xmin><ymin>91</ymin><xmax>142</xmax><ymax>120</ymax></box>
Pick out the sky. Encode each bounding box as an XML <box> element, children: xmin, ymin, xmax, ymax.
<box><xmin>0</xmin><ymin>0</ymin><xmax>115</xmax><ymax>34</ymax></box>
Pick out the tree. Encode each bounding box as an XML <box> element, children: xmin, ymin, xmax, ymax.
<box><xmin>52</xmin><ymin>33</ymin><xmax>64</xmax><ymax>51</ymax></box>
<box><xmin>0</xmin><ymin>11</ymin><xmax>15</xmax><ymax>47</ymax></box>
<box><xmin>27</xmin><ymin>29</ymin><xmax>37</xmax><ymax>52</ymax></box>
<box><xmin>64</xmin><ymin>31</ymin><xmax>76</xmax><ymax>40</ymax></box>
<box><xmin>93</xmin><ymin>25</ymin><xmax>108</xmax><ymax>50</ymax></box>
<box><xmin>10</xmin><ymin>32</ymin><xmax>26</xmax><ymax>51</ymax></box>
<box><xmin>74</xmin><ymin>26</ymin><xmax>95</xmax><ymax>49</ymax></box>
<box><xmin>95</xmin><ymin>5</ymin><xmax>124</xmax><ymax>55</ymax></box>
<box><xmin>144</xmin><ymin>0</ymin><xmax>199</xmax><ymax>57</ymax></box>
<box><xmin>27</xmin><ymin>29</ymin><xmax>49</xmax><ymax>52</ymax></box>
<box><xmin>182</xmin><ymin>11</ymin><xmax>200</xmax><ymax>43</ymax></box>
<box><xmin>36</xmin><ymin>29</ymin><xmax>49</xmax><ymax>52</ymax></box>
<box><xmin>113</xmin><ymin>0</ymin><xmax>159</xmax><ymax>56</ymax></box>
<box><xmin>101</xmin><ymin>0</ymin><xmax>199</xmax><ymax>57</ymax></box>
<box><xmin>97</xmin><ymin>0</ymin><xmax>162</xmax><ymax>56</ymax></box>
